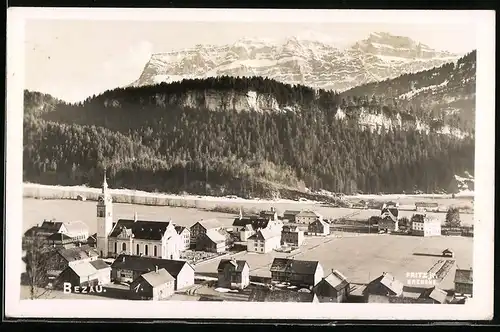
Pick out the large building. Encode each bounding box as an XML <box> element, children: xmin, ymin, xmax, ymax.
<box><xmin>175</xmin><ymin>226</ymin><xmax>191</xmax><ymax>251</ymax></box>
<box><xmin>282</xmin><ymin>210</ymin><xmax>301</xmax><ymax>222</ymax></box>
<box><xmin>378</xmin><ymin>205</ymin><xmax>400</xmax><ymax>232</ymax></box>
<box><xmin>308</xmin><ymin>219</ymin><xmax>330</xmax><ymax>236</ymax></box>
<box><xmin>295</xmin><ymin>210</ymin><xmax>323</xmax><ymax>224</ymax></box>
<box><xmin>95</xmin><ymin>172</ymin><xmax>182</xmax><ymax>259</ymax></box>
<box><xmin>24</xmin><ymin>219</ymin><xmax>90</xmax><ymax>249</ymax></box>
<box><xmin>269</xmin><ymin>258</ymin><xmax>324</xmax><ymax>288</ymax></box>
<box><xmin>111</xmin><ymin>254</ymin><xmax>195</xmax><ymax>290</ymax></box>
<box><xmin>247</xmin><ymin>228</ymin><xmax>281</xmax><ymax>253</ymax></box>
<box><xmin>190</xmin><ymin>219</ymin><xmax>223</xmax><ymax>248</ymax></box>
<box><xmin>411</xmin><ymin>214</ymin><xmax>442</xmax><ymax>237</ymax></box>
<box><xmin>57</xmin><ymin>259</ymin><xmax>111</xmax><ymax>289</ymax></box>
<box><xmin>281</xmin><ymin>225</ymin><xmax>304</xmax><ymax>247</ymax></box>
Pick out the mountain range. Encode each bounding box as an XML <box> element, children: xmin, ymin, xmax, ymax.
<box><xmin>130</xmin><ymin>32</ymin><xmax>460</xmax><ymax>93</ymax></box>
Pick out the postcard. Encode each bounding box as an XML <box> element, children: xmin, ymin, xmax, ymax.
<box><xmin>5</xmin><ymin>8</ymin><xmax>495</xmax><ymax>320</ymax></box>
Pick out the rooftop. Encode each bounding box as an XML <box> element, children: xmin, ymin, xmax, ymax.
<box><xmin>270</xmin><ymin>258</ymin><xmax>320</xmax><ymax>275</ymax></box>
<box><xmin>110</xmin><ymin>219</ymin><xmax>173</xmax><ymax>241</ymax></box>
<box><xmin>111</xmin><ymin>254</ymin><xmax>193</xmax><ymax>278</ymax></box>
<box><xmin>140</xmin><ymin>268</ymin><xmax>175</xmax><ymax>287</ymax></box>
<box><xmin>454</xmin><ymin>269</ymin><xmax>473</xmax><ymax>284</ymax></box>
<box><xmin>217</xmin><ymin>259</ymin><xmax>248</xmax><ymax>273</ymax></box>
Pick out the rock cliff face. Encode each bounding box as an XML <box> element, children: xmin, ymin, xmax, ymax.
<box><xmin>130</xmin><ymin>32</ymin><xmax>460</xmax><ymax>92</ymax></box>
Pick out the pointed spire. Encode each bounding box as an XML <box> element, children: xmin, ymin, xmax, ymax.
<box><xmin>102</xmin><ymin>168</ymin><xmax>108</xmax><ymax>194</ymax></box>
<box><xmin>239</xmin><ymin>207</ymin><xmax>243</xmax><ymax>220</ymax></box>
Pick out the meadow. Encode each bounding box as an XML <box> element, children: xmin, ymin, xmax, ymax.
<box><xmin>195</xmin><ymin>233</ymin><xmax>473</xmax><ymax>290</ymax></box>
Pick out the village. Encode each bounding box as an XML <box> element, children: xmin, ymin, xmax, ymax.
<box><xmin>21</xmin><ymin>173</ymin><xmax>474</xmax><ymax>304</ymax></box>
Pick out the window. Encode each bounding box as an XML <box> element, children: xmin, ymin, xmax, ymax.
<box><xmin>154</xmin><ymin>245</ymin><xmax>157</xmax><ymax>257</ymax></box>
<box><xmin>145</xmin><ymin>244</ymin><xmax>149</xmax><ymax>256</ymax></box>
<box><xmin>136</xmin><ymin>244</ymin><xmax>140</xmax><ymax>255</ymax></box>
<box><xmin>122</xmin><ymin>243</ymin><xmax>127</xmax><ymax>252</ymax></box>
<box><xmin>114</xmin><ymin>242</ymin><xmax>117</xmax><ymax>253</ymax></box>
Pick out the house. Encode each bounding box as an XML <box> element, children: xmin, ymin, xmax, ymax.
<box><xmin>313</xmin><ymin>270</ymin><xmax>350</xmax><ymax>303</ymax></box>
<box><xmin>37</xmin><ymin>220</ymin><xmax>67</xmax><ymax>236</ymax></box>
<box><xmin>107</xmin><ymin>217</ymin><xmax>181</xmax><ymax>260</ymax></box>
<box><xmin>48</xmin><ymin>245</ymin><xmax>100</xmax><ymax>272</ymax></box>
<box><xmin>419</xmin><ymin>286</ymin><xmax>449</xmax><ymax>304</ymax></box>
<box><xmin>247</xmin><ymin>228</ymin><xmax>281</xmax><ymax>254</ymax></box>
<box><xmin>62</xmin><ymin>220</ymin><xmax>90</xmax><ymax>242</ymax></box>
<box><xmin>442</xmin><ymin>248</ymin><xmax>455</xmax><ymax>258</ymax></box>
<box><xmin>175</xmin><ymin>226</ymin><xmax>191</xmax><ymax>251</ymax></box>
<box><xmin>217</xmin><ymin>259</ymin><xmax>250</xmax><ymax>290</ymax></box>
<box><xmin>282</xmin><ymin>210</ymin><xmax>301</xmax><ymax>222</ymax></box>
<box><xmin>259</xmin><ymin>207</ymin><xmax>278</xmax><ymax>221</ymax></box>
<box><xmin>129</xmin><ymin>267</ymin><xmax>175</xmax><ymax>300</ymax></box>
<box><xmin>196</xmin><ymin>229</ymin><xmax>227</xmax><ymax>253</ymax></box>
<box><xmin>57</xmin><ymin>259</ymin><xmax>111</xmax><ymax>289</ymax></box>
<box><xmin>86</xmin><ymin>233</ymin><xmax>97</xmax><ymax>247</ymax></box>
<box><xmin>308</xmin><ymin>219</ymin><xmax>330</xmax><ymax>236</ymax></box>
<box><xmin>111</xmin><ymin>254</ymin><xmax>195</xmax><ymax>290</ymax></box>
<box><xmin>295</xmin><ymin>210</ymin><xmax>323</xmax><ymax>224</ymax></box>
<box><xmin>364</xmin><ymin>272</ymin><xmax>404</xmax><ymax>297</ymax></box>
<box><xmin>46</xmin><ymin>232</ymin><xmax>77</xmax><ymax>249</ymax></box>
<box><xmin>415</xmin><ymin>202</ymin><xmax>439</xmax><ymax>212</ymax></box>
<box><xmin>239</xmin><ymin>224</ymin><xmax>256</xmax><ymax>242</ymax></box>
<box><xmin>248</xmin><ymin>288</ymin><xmax>319</xmax><ymax>303</ymax></box>
<box><xmin>270</xmin><ymin>258</ymin><xmax>324</xmax><ymax>288</ymax></box>
<box><xmin>411</xmin><ymin>214</ymin><xmax>441</xmax><ymax>236</ymax></box>
<box><xmin>281</xmin><ymin>225</ymin><xmax>304</xmax><ymax>247</ymax></box>
<box><xmin>190</xmin><ymin>219</ymin><xmax>222</xmax><ymax>248</ymax></box>
<box><xmin>378</xmin><ymin>206</ymin><xmax>400</xmax><ymax>232</ymax></box>
<box><xmin>454</xmin><ymin>268</ymin><xmax>473</xmax><ymax>296</ymax></box>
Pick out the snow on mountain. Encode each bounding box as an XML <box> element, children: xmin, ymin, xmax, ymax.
<box><xmin>130</xmin><ymin>32</ymin><xmax>460</xmax><ymax>92</ymax></box>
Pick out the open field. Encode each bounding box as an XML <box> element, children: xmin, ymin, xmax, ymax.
<box><xmin>195</xmin><ymin>234</ymin><xmax>473</xmax><ymax>291</ymax></box>
<box><xmin>22</xmin><ymin>194</ymin><xmax>474</xmax><ymax>235</ymax></box>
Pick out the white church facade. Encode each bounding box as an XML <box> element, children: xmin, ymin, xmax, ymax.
<box><xmin>96</xmin><ymin>171</ymin><xmax>182</xmax><ymax>260</ymax></box>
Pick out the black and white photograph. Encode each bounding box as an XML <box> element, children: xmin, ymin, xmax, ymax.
<box><xmin>5</xmin><ymin>8</ymin><xmax>495</xmax><ymax>320</ymax></box>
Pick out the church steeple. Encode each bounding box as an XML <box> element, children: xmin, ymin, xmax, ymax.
<box><xmin>102</xmin><ymin>169</ymin><xmax>108</xmax><ymax>193</ymax></box>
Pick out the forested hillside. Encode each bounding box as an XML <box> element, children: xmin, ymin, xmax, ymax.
<box><xmin>342</xmin><ymin>51</ymin><xmax>476</xmax><ymax>132</ymax></box>
<box><xmin>23</xmin><ymin>75</ymin><xmax>475</xmax><ymax>198</ymax></box>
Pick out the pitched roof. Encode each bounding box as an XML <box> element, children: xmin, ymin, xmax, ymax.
<box><xmin>321</xmin><ymin>270</ymin><xmax>349</xmax><ymax>291</ymax></box>
<box><xmin>109</xmin><ymin>220</ymin><xmax>172</xmax><ymax>241</ymax></box>
<box><xmin>175</xmin><ymin>225</ymin><xmax>188</xmax><ymax>235</ymax></box>
<box><xmin>195</xmin><ymin>219</ymin><xmax>222</xmax><ymax>230</ymax></box>
<box><xmin>454</xmin><ymin>269</ymin><xmax>473</xmax><ymax>284</ymax></box>
<box><xmin>90</xmin><ymin>259</ymin><xmax>111</xmax><ymax>270</ymax></box>
<box><xmin>24</xmin><ymin>226</ymin><xmax>44</xmax><ymax>237</ymax></box>
<box><xmin>378</xmin><ymin>272</ymin><xmax>404</xmax><ymax>295</ymax></box>
<box><xmin>69</xmin><ymin>262</ymin><xmax>98</xmax><ymax>278</ymax></box>
<box><xmin>296</xmin><ymin>210</ymin><xmax>321</xmax><ymax>218</ymax></box>
<box><xmin>63</xmin><ymin>220</ymin><xmax>89</xmax><ymax>234</ymax></box>
<box><xmin>283</xmin><ymin>210</ymin><xmax>301</xmax><ymax>216</ymax></box>
<box><xmin>111</xmin><ymin>255</ymin><xmax>194</xmax><ymax>278</ymax></box>
<box><xmin>282</xmin><ymin>225</ymin><xmax>300</xmax><ymax>233</ymax></box>
<box><xmin>205</xmin><ymin>229</ymin><xmax>226</xmax><ymax>243</ymax></box>
<box><xmin>232</xmin><ymin>217</ymin><xmax>270</xmax><ymax>230</ymax></box>
<box><xmin>40</xmin><ymin>220</ymin><xmax>64</xmax><ymax>232</ymax></box>
<box><xmin>139</xmin><ymin>268</ymin><xmax>175</xmax><ymax>287</ymax></box>
<box><xmin>427</xmin><ymin>287</ymin><xmax>448</xmax><ymax>304</ymax></box>
<box><xmin>248</xmin><ymin>228</ymin><xmax>277</xmax><ymax>241</ymax></box>
<box><xmin>47</xmin><ymin>232</ymin><xmax>74</xmax><ymax>242</ymax></box>
<box><xmin>270</xmin><ymin>258</ymin><xmax>320</xmax><ymax>275</ymax></box>
<box><xmin>381</xmin><ymin>208</ymin><xmax>398</xmax><ymax>221</ymax></box>
<box><xmin>58</xmin><ymin>245</ymin><xmax>99</xmax><ymax>262</ymax></box>
<box><xmin>443</xmin><ymin>248</ymin><xmax>454</xmax><ymax>253</ymax></box>
<box><xmin>217</xmin><ymin>259</ymin><xmax>248</xmax><ymax>272</ymax></box>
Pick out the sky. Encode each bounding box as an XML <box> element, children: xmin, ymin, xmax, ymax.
<box><xmin>24</xmin><ymin>18</ymin><xmax>477</xmax><ymax>103</ymax></box>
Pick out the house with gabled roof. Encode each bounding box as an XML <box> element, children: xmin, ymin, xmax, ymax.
<box><xmin>270</xmin><ymin>258</ymin><xmax>324</xmax><ymax>288</ymax></box>
<box><xmin>48</xmin><ymin>244</ymin><xmax>100</xmax><ymax>273</ymax></box>
<box><xmin>175</xmin><ymin>226</ymin><xmax>190</xmax><ymax>251</ymax></box>
<box><xmin>111</xmin><ymin>254</ymin><xmax>195</xmax><ymax>290</ymax></box>
<box><xmin>217</xmin><ymin>258</ymin><xmax>250</xmax><ymax>290</ymax></box>
<box><xmin>57</xmin><ymin>258</ymin><xmax>111</xmax><ymax>289</ymax></box>
<box><xmin>281</xmin><ymin>225</ymin><xmax>304</xmax><ymax>247</ymax></box>
<box><xmin>282</xmin><ymin>210</ymin><xmax>301</xmax><ymax>222</ymax></box>
<box><xmin>411</xmin><ymin>213</ymin><xmax>441</xmax><ymax>237</ymax></box>
<box><xmin>308</xmin><ymin>219</ymin><xmax>330</xmax><ymax>236</ymax></box>
<box><xmin>259</xmin><ymin>207</ymin><xmax>278</xmax><ymax>221</ymax></box>
<box><xmin>378</xmin><ymin>206</ymin><xmax>400</xmax><ymax>232</ymax></box>
<box><xmin>313</xmin><ymin>269</ymin><xmax>350</xmax><ymax>303</ymax></box>
<box><xmin>364</xmin><ymin>272</ymin><xmax>404</xmax><ymax>298</ymax></box>
<box><xmin>190</xmin><ymin>218</ymin><xmax>223</xmax><ymax>248</ymax></box>
<box><xmin>196</xmin><ymin>229</ymin><xmax>227</xmax><ymax>253</ymax></box>
<box><xmin>129</xmin><ymin>267</ymin><xmax>175</xmax><ymax>300</ymax></box>
<box><xmin>419</xmin><ymin>286</ymin><xmax>449</xmax><ymax>304</ymax></box>
<box><xmin>247</xmin><ymin>228</ymin><xmax>281</xmax><ymax>254</ymax></box>
<box><xmin>47</xmin><ymin>232</ymin><xmax>77</xmax><ymax>249</ymax></box>
<box><xmin>107</xmin><ymin>216</ymin><xmax>181</xmax><ymax>260</ymax></box>
<box><xmin>295</xmin><ymin>210</ymin><xmax>323</xmax><ymax>224</ymax></box>
<box><xmin>454</xmin><ymin>268</ymin><xmax>473</xmax><ymax>296</ymax></box>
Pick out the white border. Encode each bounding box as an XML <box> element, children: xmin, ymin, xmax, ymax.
<box><xmin>5</xmin><ymin>8</ymin><xmax>495</xmax><ymax>320</ymax></box>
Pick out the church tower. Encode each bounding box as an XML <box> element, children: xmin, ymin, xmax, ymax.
<box><xmin>96</xmin><ymin>170</ymin><xmax>113</xmax><ymax>258</ymax></box>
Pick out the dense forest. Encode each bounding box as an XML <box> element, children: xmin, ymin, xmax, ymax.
<box><xmin>23</xmin><ymin>73</ymin><xmax>475</xmax><ymax>198</ymax></box>
<box><xmin>342</xmin><ymin>51</ymin><xmax>476</xmax><ymax>131</ymax></box>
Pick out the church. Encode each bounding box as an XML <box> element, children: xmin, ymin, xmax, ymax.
<box><xmin>96</xmin><ymin>171</ymin><xmax>182</xmax><ymax>260</ymax></box>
